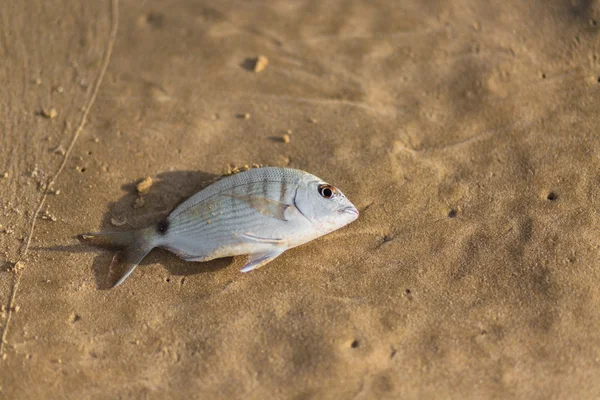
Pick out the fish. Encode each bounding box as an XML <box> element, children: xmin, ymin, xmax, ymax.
<box><xmin>80</xmin><ymin>167</ymin><xmax>359</xmax><ymax>287</ymax></box>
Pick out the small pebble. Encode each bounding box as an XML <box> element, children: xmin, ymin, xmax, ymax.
<box><xmin>136</xmin><ymin>177</ymin><xmax>153</xmax><ymax>194</ymax></box>
<box><xmin>253</xmin><ymin>55</ymin><xmax>269</xmax><ymax>72</ymax></box>
<box><xmin>42</xmin><ymin>108</ymin><xmax>58</xmax><ymax>119</ymax></box>
<box><xmin>69</xmin><ymin>313</ymin><xmax>81</xmax><ymax>323</ymax></box>
<box><xmin>40</xmin><ymin>211</ymin><xmax>57</xmax><ymax>222</ymax></box>
<box><xmin>281</xmin><ymin>134</ymin><xmax>291</xmax><ymax>144</ymax></box>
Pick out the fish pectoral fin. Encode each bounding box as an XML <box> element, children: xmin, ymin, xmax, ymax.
<box><xmin>241</xmin><ymin>250</ymin><xmax>284</xmax><ymax>273</ymax></box>
<box><xmin>240</xmin><ymin>233</ymin><xmax>284</xmax><ymax>244</ymax></box>
<box><xmin>223</xmin><ymin>194</ymin><xmax>290</xmax><ymax>221</ymax></box>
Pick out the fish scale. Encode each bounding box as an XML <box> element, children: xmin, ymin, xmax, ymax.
<box><xmin>169</xmin><ymin>168</ymin><xmax>297</xmax><ymax>219</ymax></box>
<box><xmin>80</xmin><ymin>167</ymin><xmax>359</xmax><ymax>287</ymax></box>
<box><xmin>171</xmin><ymin>180</ymin><xmax>292</xmax><ymax>237</ymax></box>
<box><xmin>184</xmin><ymin>198</ymin><xmax>288</xmax><ymax>245</ymax></box>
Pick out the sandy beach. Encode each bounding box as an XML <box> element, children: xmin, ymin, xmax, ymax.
<box><xmin>2</xmin><ymin>0</ymin><xmax>600</xmax><ymax>398</ymax></box>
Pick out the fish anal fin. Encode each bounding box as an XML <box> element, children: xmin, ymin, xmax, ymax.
<box><xmin>240</xmin><ymin>250</ymin><xmax>284</xmax><ymax>273</ymax></box>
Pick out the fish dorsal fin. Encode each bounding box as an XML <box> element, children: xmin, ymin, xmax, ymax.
<box><xmin>241</xmin><ymin>250</ymin><xmax>285</xmax><ymax>272</ymax></box>
<box><xmin>224</xmin><ymin>194</ymin><xmax>290</xmax><ymax>221</ymax></box>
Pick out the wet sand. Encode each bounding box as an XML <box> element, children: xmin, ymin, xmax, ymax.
<box><xmin>1</xmin><ymin>0</ymin><xmax>600</xmax><ymax>398</ymax></box>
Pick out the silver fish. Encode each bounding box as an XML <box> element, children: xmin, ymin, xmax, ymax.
<box><xmin>81</xmin><ymin>167</ymin><xmax>359</xmax><ymax>287</ymax></box>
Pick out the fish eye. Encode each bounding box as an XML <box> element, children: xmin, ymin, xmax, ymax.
<box><xmin>318</xmin><ymin>184</ymin><xmax>337</xmax><ymax>199</ymax></box>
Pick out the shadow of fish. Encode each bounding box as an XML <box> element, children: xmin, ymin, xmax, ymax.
<box><xmin>80</xmin><ymin>167</ymin><xmax>359</xmax><ymax>287</ymax></box>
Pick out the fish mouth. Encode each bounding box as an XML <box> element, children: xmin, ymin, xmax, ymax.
<box><xmin>340</xmin><ymin>206</ymin><xmax>359</xmax><ymax>216</ymax></box>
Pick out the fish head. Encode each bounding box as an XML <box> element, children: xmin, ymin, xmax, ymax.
<box><xmin>295</xmin><ymin>179</ymin><xmax>359</xmax><ymax>233</ymax></box>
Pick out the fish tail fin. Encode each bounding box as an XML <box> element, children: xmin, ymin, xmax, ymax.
<box><xmin>79</xmin><ymin>227</ymin><xmax>156</xmax><ymax>288</ymax></box>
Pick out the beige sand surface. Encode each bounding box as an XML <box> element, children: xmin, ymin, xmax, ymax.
<box><xmin>2</xmin><ymin>0</ymin><xmax>600</xmax><ymax>398</ymax></box>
